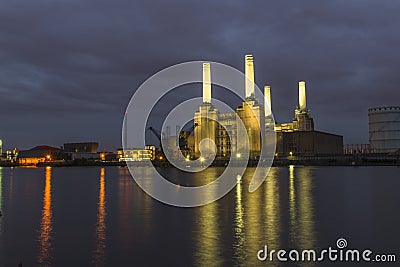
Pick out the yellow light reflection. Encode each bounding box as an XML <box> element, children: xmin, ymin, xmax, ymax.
<box><xmin>288</xmin><ymin>166</ymin><xmax>316</xmax><ymax>266</ymax></box>
<box><xmin>93</xmin><ymin>167</ymin><xmax>107</xmax><ymax>266</ymax></box>
<box><xmin>233</xmin><ymin>175</ymin><xmax>245</xmax><ymax>264</ymax></box>
<box><xmin>194</xmin><ymin>168</ymin><xmax>221</xmax><ymax>266</ymax></box>
<box><xmin>296</xmin><ymin>167</ymin><xmax>316</xmax><ymax>250</ymax></box>
<box><xmin>265</xmin><ymin>167</ymin><xmax>281</xmax><ymax>251</ymax></box>
<box><xmin>243</xmin><ymin>168</ymin><xmax>266</xmax><ymax>265</ymax></box>
<box><xmin>38</xmin><ymin>166</ymin><xmax>53</xmax><ymax>266</ymax></box>
<box><xmin>289</xmin><ymin>165</ymin><xmax>296</xmax><ymax>224</ymax></box>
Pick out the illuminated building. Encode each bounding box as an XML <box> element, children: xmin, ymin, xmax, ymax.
<box><xmin>17</xmin><ymin>145</ymin><xmax>61</xmax><ymax>165</ymax></box>
<box><xmin>245</xmin><ymin>55</ymin><xmax>255</xmax><ymax>99</ymax></box>
<box><xmin>194</xmin><ymin>63</ymin><xmax>219</xmax><ymax>158</ymax></box>
<box><xmin>0</xmin><ymin>141</ymin><xmax>18</xmax><ymax>163</ymax></box>
<box><xmin>194</xmin><ymin>55</ymin><xmax>264</xmax><ymax>159</ymax></box>
<box><xmin>274</xmin><ymin>81</ymin><xmax>343</xmax><ymax>156</ymax></box>
<box><xmin>217</xmin><ymin>112</ymin><xmax>237</xmax><ymax>158</ymax></box>
<box><xmin>117</xmin><ymin>148</ymin><xmax>154</xmax><ymax>162</ymax></box>
<box><xmin>145</xmin><ymin>145</ymin><xmax>156</xmax><ymax>160</ymax></box>
<box><xmin>274</xmin><ymin>81</ymin><xmax>314</xmax><ymax>132</ymax></box>
<box><xmin>236</xmin><ymin>98</ymin><xmax>264</xmax><ymax>159</ymax></box>
<box><xmin>193</xmin><ymin>55</ymin><xmax>343</xmax><ymax>159</ymax></box>
<box><xmin>368</xmin><ymin>106</ymin><xmax>400</xmax><ymax>153</ymax></box>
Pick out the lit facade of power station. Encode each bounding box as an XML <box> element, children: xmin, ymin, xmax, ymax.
<box><xmin>192</xmin><ymin>55</ymin><xmax>343</xmax><ymax>159</ymax></box>
<box><xmin>194</xmin><ymin>55</ymin><xmax>265</xmax><ymax>159</ymax></box>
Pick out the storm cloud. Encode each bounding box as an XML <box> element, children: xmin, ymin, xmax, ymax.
<box><xmin>1</xmin><ymin>0</ymin><xmax>399</xmax><ymax>149</ymax></box>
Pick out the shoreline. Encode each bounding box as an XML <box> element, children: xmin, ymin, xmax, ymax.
<box><xmin>1</xmin><ymin>155</ymin><xmax>399</xmax><ymax>168</ymax></box>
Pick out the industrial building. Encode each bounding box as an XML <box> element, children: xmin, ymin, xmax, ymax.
<box><xmin>273</xmin><ymin>81</ymin><xmax>343</xmax><ymax>156</ymax></box>
<box><xmin>17</xmin><ymin>145</ymin><xmax>61</xmax><ymax>166</ymax></box>
<box><xmin>63</xmin><ymin>142</ymin><xmax>100</xmax><ymax>160</ymax></box>
<box><xmin>191</xmin><ymin>55</ymin><xmax>343</xmax><ymax>159</ymax></box>
<box><xmin>117</xmin><ymin>146</ymin><xmax>156</xmax><ymax>161</ymax></box>
<box><xmin>368</xmin><ymin>106</ymin><xmax>400</xmax><ymax>154</ymax></box>
<box><xmin>63</xmin><ymin>142</ymin><xmax>98</xmax><ymax>153</ymax></box>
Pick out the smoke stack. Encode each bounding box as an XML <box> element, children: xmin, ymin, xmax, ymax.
<box><xmin>264</xmin><ymin>85</ymin><xmax>272</xmax><ymax>116</ymax></box>
<box><xmin>298</xmin><ymin>81</ymin><xmax>306</xmax><ymax>110</ymax></box>
<box><xmin>245</xmin><ymin>55</ymin><xmax>255</xmax><ymax>99</ymax></box>
<box><xmin>202</xmin><ymin>62</ymin><xmax>211</xmax><ymax>103</ymax></box>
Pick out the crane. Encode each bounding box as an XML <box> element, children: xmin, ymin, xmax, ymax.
<box><xmin>179</xmin><ymin>123</ymin><xmax>198</xmax><ymax>155</ymax></box>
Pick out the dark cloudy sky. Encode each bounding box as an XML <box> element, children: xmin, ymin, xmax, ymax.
<box><xmin>1</xmin><ymin>0</ymin><xmax>399</xmax><ymax>150</ymax></box>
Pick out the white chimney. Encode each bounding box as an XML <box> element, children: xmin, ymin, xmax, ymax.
<box><xmin>245</xmin><ymin>55</ymin><xmax>255</xmax><ymax>98</ymax></box>
<box><xmin>202</xmin><ymin>62</ymin><xmax>211</xmax><ymax>103</ymax></box>
<box><xmin>298</xmin><ymin>81</ymin><xmax>306</xmax><ymax>110</ymax></box>
<box><xmin>264</xmin><ymin>85</ymin><xmax>272</xmax><ymax>116</ymax></box>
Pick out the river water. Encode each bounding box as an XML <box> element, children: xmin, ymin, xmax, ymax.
<box><xmin>0</xmin><ymin>166</ymin><xmax>398</xmax><ymax>266</ymax></box>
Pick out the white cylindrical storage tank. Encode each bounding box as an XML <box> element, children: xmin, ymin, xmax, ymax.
<box><xmin>368</xmin><ymin>106</ymin><xmax>400</xmax><ymax>153</ymax></box>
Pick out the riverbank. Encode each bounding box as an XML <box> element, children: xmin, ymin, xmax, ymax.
<box><xmin>1</xmin><ymin>154</ymin><xmax>399</xmax><ymax>167</ymax></box>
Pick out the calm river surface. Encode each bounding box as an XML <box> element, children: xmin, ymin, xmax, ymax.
<box><xmin>0</xmin><ymin>166</ymin><xmax>399</xmax><ymax>266</ymax></box>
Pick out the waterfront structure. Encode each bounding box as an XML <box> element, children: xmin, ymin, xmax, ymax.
<box><xmin>63</xmin><ymin>142</ymin><xmax>98</xmax><ymax>153</ymax></box>
<box><xmin>18</xmin><ymin>145</ymin><xmax>61</xmax><ymax>165</ymax></box>
<box><xmin>117</xmin><ymin>148</ymin><xmax>154</xmax><ymax>161</ymax></box>
<box><xmin>145</xmin><ymin>145</ymin><xmax>156</xmax><ymax>160</ymax></box>
<box><xmin>275</xmin><ymin>81</ymin><xmax>314</xmax><ymax>132</ymax></box>
<box><xmin>194</xmin><ymin>63</ymin><xmax>219</xmax><ymax>158</ymax></box>
<box><xmin>63</xmin><ymin>142</ymin><xmax>99</xmax><ymax>160</ymax></box>
<box><xmin>344</xmin><ymin>144</ymin><xmax>373</xmax><ymax>154</ymax></box>
<box><xmin>368</xmin><ymin>106</ymin><xmax>400</xmax><ymax>153</ymax></box>
<box><xmin>217</xmin><ymin>112</ymin><xmax>237</xmax><ymax>158</ymax></box>
<box><xmin>4</xmin><ymin>148</ymin><xmax>18</xmax><ymax>162</ymax></box>
<box><xmin>274</xmin><ymin>81</ymin><xmax>342</xmax><ymax>156</ymax></box>
<box><xmin>276</xmin><ymin>131</ymin><xmax>343</xmax><ymax>156</ymax></box>
<box><xmin>194</xmin><ymin>55</ymin><xmax>264</xmax><ymax>159</ymax></box>
<box><xmin>193</xmin><ymin>55</ymin><xmax>343</xmax><ymax>159</ymax></box>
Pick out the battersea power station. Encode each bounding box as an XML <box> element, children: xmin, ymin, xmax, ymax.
<box><xmin>189</xmin><ymin>55</ymin><xmax>343</xmax><ymax>159</ymax></box>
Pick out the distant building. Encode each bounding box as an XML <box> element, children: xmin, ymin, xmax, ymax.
<box><xmin>4</xmin><ymin>148</ymin><xmax>19</xmax><ymax>162</ymax></box>
<box><xmin>63</xmin><ymin>142</ymin><xmax>98</xmax><ymax>153</ymax></box>
<box><xmin>17</xmin><ymin>145</ymin><xmax>61</xmax><ymax>165</ymax></box>
<box><xmin>344</xmin><ymin>144</ymin><xmax>374</xmax><ymax>154</ymax></box>
<box><xmin>117</xmin><ymin>148</ymin><xmax>154</xmax><ymax>161</ymax></box>
<box><xmin>63</xmin><ymin>142</ymin><xmax>99</xmax><ymax>159</ymax></box>
<box><xmin>145</xmin><ymin>145</ymin><xmax>156</xmax><ymax>160</ymax></box>
<box><xmin>368</xmin><ymin>106</ymin><xmax>400</xmax><ymax>154</ymax></box>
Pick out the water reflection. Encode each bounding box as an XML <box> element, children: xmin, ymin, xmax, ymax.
<box><xmin>289</xmin><ymin>165</ymin><xmax>297</xmax><ymax>231</ymax></box>
<box><xmin>38</xmin><ymin>166</ymin><xmax>53</xmax><ymax>266</ymax></box>
<box><xmin>289</xmin><ymin>165</ymin><xmax>317</xmax><ymax>265</ymax></box>
<box><xmin>118</xmin><ymin>167</ymin><xmax>133</xmax><ymax>249</ymax></box>
<box><xmin>244</xmin><ymin>168</ymin><xmax>263</xmax><ymax>263</ymax></box>
<box><xmin>264</xmin><ymin>167</ymin><xmax>281</xmax><ymax>252</ymax></box>
<box><xmin>195</xmin><ymin>168</ymin><xmax>222</xmax><ymax>266</ymax></box>
<box><xmin>233</xmin><ymin>175</ymin><xmax>245</xmax><ymax>264</ymax></box>
<box><xmin>93</xmin><ymin>168</ymin><xmax>107</xmax><ymax>266</ymax></box>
